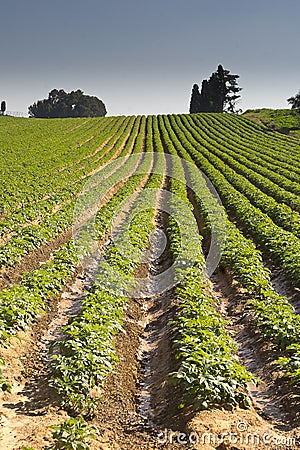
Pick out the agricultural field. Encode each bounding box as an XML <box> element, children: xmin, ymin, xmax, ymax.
<box><xmin>0</xmin><ymin>112</ymin><xmax>299</xmax><ymax>449</ymax></box>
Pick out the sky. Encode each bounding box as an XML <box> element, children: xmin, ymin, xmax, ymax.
<box><xmin>1</xmin><ymin>0</ymin><xmax>300</xmax><ymax>116</ymax></box>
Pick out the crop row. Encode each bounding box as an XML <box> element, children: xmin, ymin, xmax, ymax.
<box><xmin>184</xmin><ymin>115</ymin><xmax>300</xmax><ymax>211</ymax></box>
<box><xmin>0</xmin><ymin>115</ymin><xmax>127</xmax><ymax>231</ymax></box>
<box><xmin>220</xmin><ymin>113</ymin><xmax>300</xmax><ymax>156</ymax></box>
<box><xmin>0</xmin><ymin>117</ymin><xmax>148</xmax><ymax>389</ymax></box>
<box><xmin>204</xmin><ymin>113</ymin><xmax>300</xmax><ymax>175</ymax></box>
<box><xmin>170</xmin><ymin>114</ymin><xmax>300</xmax><ymax>287</ymax></box>
<box><xmin>156</xmin><ymin>117</ymin><xmax>254</xmax><ymax>409</ymax></box>
<box><xmin>0</xmin><ymin>116</ymin><xmax>111</xmax><ymax>213</ymax></box>
<box><xmin>50</xmin><ymin>140</ymin><xmax>163</xmax><ymax>415</ymax></box>
<box><xmin>0</xmin><ymin>115</ymin><xmax>125</xmax><ymax>215</ymax></box>
<box><xmin>0</xmin><ymin>116</ymin><xmax>129</xmax><ymax>243</ymax></box>
<box><xmin>178</xmin><ymin>116</ymin><xmax>300</xmax><ymax>238</ymax></box>
<box><xmin>0</xmin><ymin>116</ymin><xmax>141</xmax><ymax>269</ymax></box>
<box><xmin>159</xmin><ymin>114</ymin><xmax>300</xmax><ymax>385</ymax></box>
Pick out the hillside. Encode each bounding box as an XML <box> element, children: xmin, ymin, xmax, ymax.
<box><xmin>244</xmin><ymin>108</ymin><xmax>300</xmax><ymax>137</ymax></box>
<box><xmin>0</xmin><ymin>113</ymin><xmax>299</xmax><ymax>449</ymax></box>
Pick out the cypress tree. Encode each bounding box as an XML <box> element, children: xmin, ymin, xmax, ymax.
<box><xmin>1</xmin><ymin>101</ymin><xmax>6</xmax><ymax>115</ymax></box>
<box><xmin>189</xmin><ymin>84</ymin><xmax>202</xmax><ymax>113</ymax></box>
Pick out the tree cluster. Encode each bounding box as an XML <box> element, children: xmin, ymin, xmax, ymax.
<box><xmin>287</xmin><ymin>92</ymin><xmax>300</xmax><ymax>112</ymax></box>
<box><xmin>28</xmin><ymin>89</ymin><xmax>107</xmax><ymax>118</ymax></box>
<box><xmin>189</xmin><ymin>65</ymin><xmax>242</xmax><ymax>114</ymax></box>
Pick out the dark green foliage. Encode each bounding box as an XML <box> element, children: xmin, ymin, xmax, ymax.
<box><xmin>28</xmin><ymin>89</ymin><xmax>107</xmax><ymax>118</ymax></box>
<box><xmin>287</xmin><ymin>91</ymin><xmax>300</xmax><ymax>112</ymax></box>
<box><xmin>189</xmin><ymin>64</ymin><xmax>242</xmax><ymax>114</ymax></box>
<box><xmin>0</xmin><ymin>101</ymin><xmax>6</xmax><ymax>115</ymax></box>
<box><xmin>189</xmin><ymin>84</ymin><xmax>202</xmax><ymax>113</ymax></box>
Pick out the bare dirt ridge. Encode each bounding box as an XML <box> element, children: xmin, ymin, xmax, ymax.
<box><xmin>86</xmin><ymin>169</ymin><xmax>190</xmax><ymax>449</ymax></box>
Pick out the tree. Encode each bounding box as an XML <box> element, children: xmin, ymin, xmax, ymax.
<box><xmin>220</xmin><ymin>65</ymin><xmax>242</xmax><ymax>113</ymax></box>
<box><xmin>287</xmin><ymin>92</ymin><xmax>300</xmax><ymax>112</ymax></box>
<box><xmin>198</xmin><ymin>80</ymin><xmax>212</xmax><ymax>112</ymax></box>
<box><xmin>189</xmin><ymin>65</ymin><xmax>242</xmax><ymax>113</ymax></box>
<box><xmin>189</xmin><ymin>84</ymin><xmax>202</xmax><ymax>113</ymax></box>
<box><xmin>28</xmin><ymin>89</ymin><xmax>107</xmax><ymax>118</ymax></box>
<box><xmin>0</xmin><ymin>101</ymin><xmax>6</xmax><ymax>115</ymax></box>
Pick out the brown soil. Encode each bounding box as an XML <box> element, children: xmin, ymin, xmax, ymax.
<box><xmin>187</xmin><ymin>408</ymin><xmax>299</xmax><ymax>450</ymax></box>
<box><xmin>267</xmin><ymin>264</ymin><xmax>300</xmax><ymax>313</ymax></box>
<box><xmin>88</xmin><ymin>292</ymin><xmax>187</xmax><ymax>450</ymax></box>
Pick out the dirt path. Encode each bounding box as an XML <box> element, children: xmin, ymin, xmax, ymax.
<box><xmin>266</xmin><ymin>262</ymin><xmax>300</xmax><ymax>313</ymax></box>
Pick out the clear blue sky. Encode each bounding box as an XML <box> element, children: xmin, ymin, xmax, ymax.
<box><xmin>1</xmin><ymin>0</ymin><xmax>299</xmax><ymax>116</ymax></box>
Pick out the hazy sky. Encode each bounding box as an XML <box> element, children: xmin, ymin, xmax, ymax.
<box><xmin>1</xmin><ymin>0</ymin><xmax>299</xmax><ymax>116</ymax></box>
